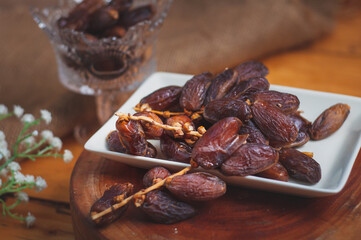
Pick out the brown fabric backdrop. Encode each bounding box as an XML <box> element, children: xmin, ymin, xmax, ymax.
<box><xmin>0</xmin><ymin>0</ymin><xmax>339</xmax><ymax>142</ymax></box>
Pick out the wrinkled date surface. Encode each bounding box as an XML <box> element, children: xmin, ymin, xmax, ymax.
<box><xmin>179</xmin><ymin>72</ymin><xmax>213</xmax><ymax>111</ymax></box>
<box><xmin>141</xmin><ymin>190</ymin><xmax>196</xmax><ymax>224</ymax></box>
<box><xmin>134</xmin><ymin>111</ymin><xmax>164</xmax><ymax>139</ymax></box>
<box><xmin>233</xmin><ymin>61</ymin><xmax>269</xmax><ymax>82</ymax></box>
<box><xmin>116</xmin><ymin>119</ymin><xmax>147</xmax><ymax>156</ymax></box>
<box><xmin>309</xmin><ymin>103</ymin><xmax>350</xmax><ymax>140</ymax></box>
<box><xmin>238</xmin><ymin>121</ymin><xmax>269</xmax><ymax>145</ymax></box>
<box><xmin>90</xmin><ymin>183</ymin><xmax>134</xmax><ymax>226</ymax></box>
<box><xmin>221</xmin><ymin>143</ymin><xmax>279</xmax><ymax>176</ymax></box>
<box><xmin>166</xmin><ymin>172</ymin><xmax>226</xmax><ymax>201</ymax></box>
<box><xmin>139</xmin><ymin>86</ymin><xmax>182</xmax><ymax>110</ymax></box>
<box><xmin>251</xmin><ymin>100</ymin><xmax>298</xmax><ymax>147</ymax></box>
<box><xmin>106</xmin><ymin>130</ymin><xmax>127</xmax><ymax>153</ymax></box>
<box><xmin>191</xmin><ymin>117</ymin><xmax>246</xmax><ymax>169</ymax></box>
<box><xmin>225</xmin><ymin>77</ymin><xmax>270</xmax><ymax>100</ymax></box>
<box><xmin>279</xmin><ymin>148</ymin><xmax>321</xmax><ymax>184</ymax></box>
<box><xmin>143</xmin><ymin>166</ymin><xmax>171</xmax><ymax>187</ymax></box>
<box><xmin>250</xmin><ymin>90</ymin><xmax>300</xmax><ymax>114</ymax></box>
<box><xmin>203</xmin><ymin>98</ymin><xmax>252</xmax><ymax>124</ymax></box>
<box><xmin>160</xmin><ymin>135</ymin><xmax>192</xmax><ymax>163</ymax></box>
<box><xmin>205</xmin><ymin>69</ymin><xmax>238</xmax><ymax>104</ymax></box>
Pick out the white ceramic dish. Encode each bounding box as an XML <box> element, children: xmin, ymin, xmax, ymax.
<box><xmin>85</xmin><ymin>72</ymin><xmax>361</xmax><ymax>197</ymax></box>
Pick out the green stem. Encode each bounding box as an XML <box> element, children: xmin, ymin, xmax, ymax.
<box><xmin>0</xmin><ymin>112</ymin><xmax>14</xmax><ymax>121</ymax></box>
<box><xmin>0</xmin><ymin>155</ymin><xmax>16</xmax><ymax>172</ymax></box>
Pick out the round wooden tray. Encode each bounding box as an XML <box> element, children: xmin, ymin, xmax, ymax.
<box><xmin>70</xmin><ymin>150</ymin><xmax>361</xmax><ymax>240</ymax></box>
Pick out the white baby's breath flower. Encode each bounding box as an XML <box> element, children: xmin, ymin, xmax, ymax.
<box><xmin>63</xmin><ymin>149</ymin><xmax>73</xmax><ymax>163</ymax></box>
<box><xmin>23</xmin><ymin>136</ymin><xmax>36</xmax><ymax>147</ymax></box>
<box><xmin>0</xmin><ymin>148</ymin><xmax>11</xmax><ymax>160</ymax></box>
<box><xmin>32</xmin><ymin>130</ymin><xmax>39</xmax><ymax>136</ymax></box>
<box><xmin>16</xmin><ymin>191</ymin><xmax>29</xmax><ymax>202</ymax></box>
<box><xmin>35</xmin><ymin>176</ymin><xmax>47</xmax><ymax>192</ymax></box>
<box><xmin>24</xmin><ymin>174</ymin><xmax>35</xmax><ymax>183</ymax></box>
<box><xmin>13</xmin><ymin>105</ymin><xmax>24</xmax><ymax>118</ymax></box>
<box><xmin>21</xmin><ymin>114</ymin><xmax>35</xmax><ymax>123</ymax></box>
<box><xmin>14</xmin><ymin>171</ymin><xmax>25</xmax><ymax>182</ymax></box>
<box><xmin>40</xmin><ymin>109</ymin><xmax>52</xmax><ymax>124</ymax></box>
<box><xmin>25</xmin><ymin>212</ymin><xmax>36</xmax><ymax>228</ymax></box>
<box><xmin>0</xmin><ymin>104</ymin><xmax>8</xmax><ymax>115</ymax></box>
<box><xmin>7</xmin><ymin>162</ymin><xmax>21</xmax><ymax>172</ymax></box>
<box><xmin>0</xmin><ymin>131</ymin><xmax>5</xmax><ymax>141</ymax></box>
<box><xmin>50</xmin><ymin>137</ymin><xmax>62</xmax><ymax>151</ymax></box>
<box><xmin>41</xmin><ymin>130</ymin><xmax>53</xmax><ymax>142</ymax></box>
<box><xmin>0</xmin><ymin>168</ymin><xmax>8</xmax><ymax>178</ymax></box>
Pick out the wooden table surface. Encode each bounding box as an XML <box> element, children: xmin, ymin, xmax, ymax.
<box><xmin>1</xmin><ymin>3</ymin><xmax>361</xmax><ymax>240</ymax></box>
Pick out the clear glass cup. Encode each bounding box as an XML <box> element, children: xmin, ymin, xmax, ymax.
<box><xmin>31</xmin><ymin>0</ymin><xmax>173</xmax><ymax>137</ymax></box>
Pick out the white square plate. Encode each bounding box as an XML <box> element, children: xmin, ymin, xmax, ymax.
<box><xmin>85</xmin><ymin>72</ymin><xmax>361</xmax><ymax>197</ymax></box>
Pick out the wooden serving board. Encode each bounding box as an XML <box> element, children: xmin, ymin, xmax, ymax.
<box><xmin>70</xmin><ymin>149</ymin><xmax>361</xmax><ymax>240</ymax></box>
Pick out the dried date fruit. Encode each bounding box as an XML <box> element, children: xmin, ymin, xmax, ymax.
<box><xmin>251</xmin><ymin>100</ymin><xmax>298</xmax><ymax>146</ymax></box>
<box><xmin>90</xmin><ymin>183</ymin><xmax>134</xmax><ymax>226</ymax></box>
<box><xmin>166</xmin><ymin>172</ymin><xmax>226</xmax><ymax>201</ymax></box>
<box><xmin>134</xmin><ymin>111</ymin><xmax>164</xmax><ymax>139</ymax></box>
<box><xmin>256</xmin><ymin>162</ymin><xmax>289</xmax><ymax>182</ymax></box>
<box><xmin>138</xmin><ymin>86</ymin><xmax>182</xmax><ymax>111</ymax></box>
<box><xmin>87</xmin><ymin>5</ymin><xmax>119</xmax><ymax>34</ymax></box>
<box><xmin>205</xmin><ymin>69</ymin><xmax>238</xmax><ymax>104</ymax></box>
<box><xmin>309</xmin><ymin>103</ymin><xmax>350</xmax><ymax>140</ymax></box>
<box><xmin>191</xmin><ymin>117</ymin><xmax>247</xmax><ymax>169</ymax></box>
<box><xmin>288</xmin><ymin>111</ymin><xmax>312</xmax><ymax>133</ymax></box>
<box><xmin>225</xmin><ymin>77</ymin><xmax>270</xmax><ymax>100</ymax></box>
<box><xmin>118</xmin><ymin>5</ymin><xmax>155</xmax><ymax>28</ymax></box>
<box><xmin>102</xmin><ymin>25</ymin><xmax>127</xmax><ymax>38</ymax></box>
<box><xmin>166</xmin><ymin>115</ymin><xmax>195</xmax><ymax>138</ymax></box>
<box><xmin>141</xmin><ymin>190</ymin><xmax>196</xmax><ymax>224</ymax></box>
<box><xmin>281</xmin><ymin>131</ymin><xmax>310</xmax><ymax>148</ymax></box>
<box><xmin>160</xmin><ymin>135</ymin><xmax>192</xmax><ymax>163</ymax></box>
<box><xmin>106</xmin><ymin>130</ymin><xmax>127</xmax><ymax>153</ymax></box>
<box><xmin>233</xmin><ymin>61</ymin><xmax>269</xmax><ymax>82</ymax></box>
<box><xmin>110</xmin><ymin>0</ymin><xmax>133</xmax><ymax>12</ymax></box>
<box><xmin>250</xmin><ymin>90</ymin><xmax>300</xmax><ymax>114</ymax></box>
<box><xmin>143</xmin><ymin>167</ymin><xmax>171</xmax><ymax>187</ymax></box>
<box><xmin>144</xmin><ymin>141</ymin><xmax>157</xmax><ymax>158</ymax></box>
<box><xmin>57</xmin><ymin>0</ymin><xmax>104</xmax><ymax>31</ymax></box>
<box><xmin>279</xmin><ymin>148</ymin><xmax>321</xmax><ymax>184</ymax></box>
<box><xmin>221</xmin><ymin>143</ymin><xmax>278</xmax><ymax>176</ymax></box>
<box><xmin>203</xmin><ymin>98</ymin><xmax>252</xmax><ymax>124</ymax></box>
<box><xmin>116</xmin><ymin>118</ymin><xmax>147</xmax><ymax>156</ymax></box>
<box><xmin>179</xmin><ymin>72</ymin><xmax>213</xmax><ymax>111</ymax></box>
<box><xmin>238</xmin><ymin>121</ymin><xmax>269</xmax><ymax>145</ymax></box>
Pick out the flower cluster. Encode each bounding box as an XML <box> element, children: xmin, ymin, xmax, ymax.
<box><xmin>0</xmin><ymin>104</ymin><xmax>73</xmax><ymax>227</ymax></box>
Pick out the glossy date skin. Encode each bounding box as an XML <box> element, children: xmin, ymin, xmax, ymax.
<box><xmin>134</xmin><ymin>111</ymin><xmax>164</xmax><ymax>139</ymax></box>
<box><xmin>233</xmin><ymin>61</ymin><xmax>269</xmax><ymax>82</ymax></box>
<box><xmin>256</xmin><ymin>162</ymin><xmax>289</xmax><ymax>182</ymax></box>
<box><xmin>250</xmin><ymin>90</ymin><xmax>300</xmax><ymax>114</ymax></box>
<box><xmin>179</xmin><ymin>72</ymin><xmax>213</xmax><ymax>111</ymax></box>
<box><xmin>143</xmin><ymin>166</ymin><xmax>171</xmax><ymax>187</ymax></box>
<box><xmin>238</xmin><ymin>121</ymin><xmax>268</xmax><ymax>145</ymax></box>
<box><xmin>141</xmin><ymin>190</ymin><xmax>196</xmax><ymax>224</ymax></box>
<box><xmin>251</xmin><ymin>100</ymin><xmax>298</xmax><ymax>147</ymax></box>
<box><xmin>309</xmin><ymin>103</ymin><xmax>350</xmax><ymax>140</ymax></box>
<box><xmin>90</xmin><ymin>183</ymin><xmax>134</xmax><ymax>226</ymax></box>
<box><xmin>116</xmin><ymin>119</ymin><xmax>147</xmax><ymax>156</ymax></box>
<box><xmin>225</xmin><ymin>77</ymin><xmax>270</xmax><ymax>100</ymax></box>
<box><xmin>203</xmin><ymin>98</ymin><xmax>252</xmax><ymax>124</ymax></box>
<box><xmin>191</xmin><ymin>117</ymin><xmax>247</xmax><ymax>169</ymax></box>
<box><xmin>106</xmin><ymin>130</ymin><xmax>127</xmax><ymax>153</ymax></box>
<box><xmin>205</xmin><ymin>69</ymin><xmax>238</xmax><ymax>105</ymax></box>
<box><xmin>221</xmin><ymin>143</ymin><xmax>279</xmax><ymax>176</ymax></box>
<box><xmin>160</xmin><ymin>135</ymin><xmax>192</xmax><ymax>163</ymax></box>
<box><xmin>279</xmin><ymin>148</ymin><xmax>321</xmax><ymax>184</ymax></box>
<box><xmin>139</xmin><ymin>86</ymin><xmax>182</xmax><ymax>110</ymax></box>
<box><xmin>166</xmin><ymin>172</ymin><xmax>226</xmax><ymax>201</ymax></box>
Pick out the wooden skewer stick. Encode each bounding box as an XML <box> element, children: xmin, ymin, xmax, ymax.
<box><xmin>91</xmin><ymin>166</ymin><xmax>193</xmax><ymax>221</ymax></box>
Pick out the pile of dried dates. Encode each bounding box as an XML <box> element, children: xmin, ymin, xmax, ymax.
<box><xmin>57</xmin><ymin>0</ymin><xmax>154</xmax><ymax>39</ymax></box>
<box><xmin>92</xmin><ymin>60</ymin><xmax>350</xmax><ymax>225</ymax></box>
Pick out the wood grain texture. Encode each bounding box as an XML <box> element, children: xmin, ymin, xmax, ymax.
<box><xmin>70</xmin><ymin>150</ymin><xmax>361</xmax><ymax>240</ymax></box>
